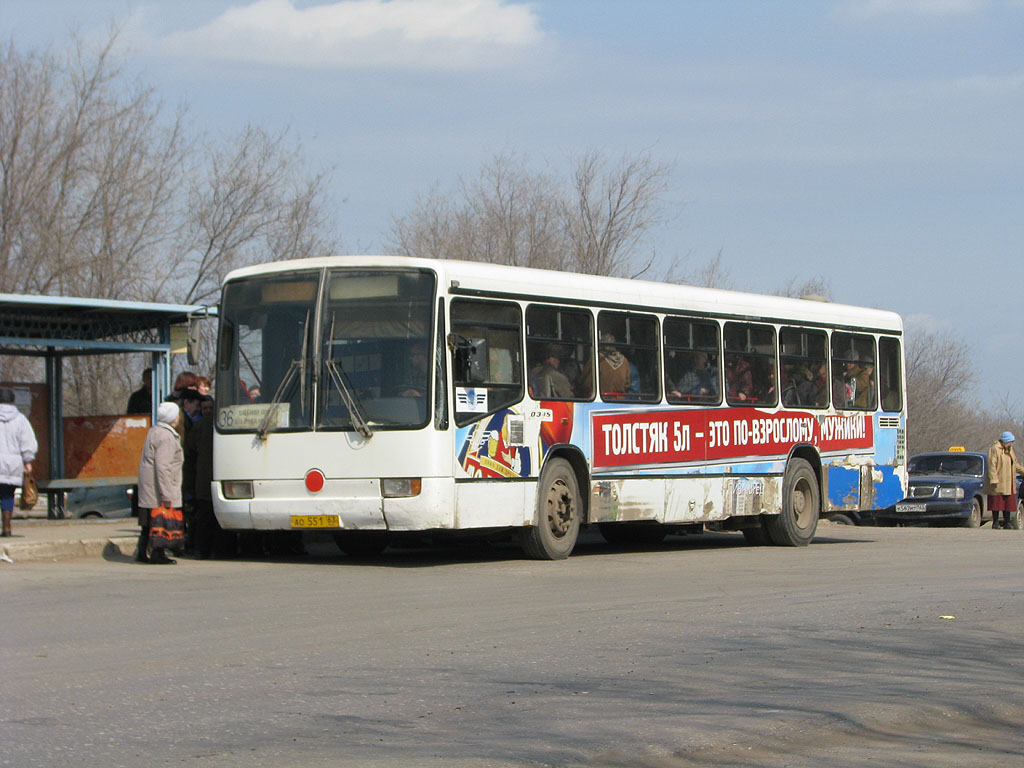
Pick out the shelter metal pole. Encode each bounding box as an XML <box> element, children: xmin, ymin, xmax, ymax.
<box><xmin>149</xmin><ymin>350</ymin><xmax>162</xmax><ymax>422</ymax></box>
<box><xmin>45</xmin><ymin>352</ymin><xmax>65</xmax><ymax>519</ymax></box>
<box><xmin>153</xmin><ymin>321</ymin><xmax>171</xmax><ymax>405</ymax></box>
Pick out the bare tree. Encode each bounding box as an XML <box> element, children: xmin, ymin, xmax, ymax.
<box><xmin>775</xmin><ymin>275</ymin><xmax>832</xmax><ymax>301</ymax></box>
<box><xmin>904</xmin><ymin>329</ymin><xmax>979</xmax><ymax>454</ymax></box>
<box><xmin>0</xmin><ymin>33</ymin><xmax>190</xmax><ymax>302</ymax></box>
<box><xmin>564</xmin><ymin>150</ymin><xmax>671</xmax><ymax>278</ymax></box>
<box><xmin>467</xmin><ymin>153</ymin><xmax>565</xmax><ymax>268</ymax></box>
<box><xmin>0</xmin><ymin>32</ymin><xmax>338</xmax><ymax>414</ymax></box>
<box><xmin>390</xmin><ymin>153</ymin><xmax>570</xmax><ymax>269</ymax></box>
<box><xmin>669</xmin><ymin>249</ymin><xmax>735</xmax><ymax>290</ymax></box>
<box><xmin>389</xmin><ymin>185</ymin><xmax>459</xmax><ymax>261</ymax></box>
<box><xmin>388</xmin><ymin>150</ymin><xmax>673</xmax><ymax>278</ymax></box>
<box><xmin>178</xmin><ymin>125</ymin><xmax>337</xmax><ymax>305</ymax></box>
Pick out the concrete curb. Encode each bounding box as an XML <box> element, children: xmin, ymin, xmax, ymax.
<box><xmin>1</xmin><ymin>536</ymin><xmax>138</xmax><ymax>564</ymax></box>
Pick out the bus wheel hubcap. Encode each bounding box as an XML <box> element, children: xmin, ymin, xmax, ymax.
<box><xmin>546</xmin><ymin>479</ymin><xmax>573</xmax><ymax>538</ymax></box>
<box><xmin>792</xmin><ymin>480</ymin><xmax>811</xmax><ymax>527</ymax></box>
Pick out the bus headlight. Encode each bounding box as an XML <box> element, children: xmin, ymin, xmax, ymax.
<box><xmin>937</xmin><ymin>487</ymin><xmax>964</xmax><ymax>500</ymax></box>
<box><xmin>381</xmin><ymin>478</ymin><xmax>422</xmax><ymax>498</ymax></box>
<box><xmin>222</xmin><ymin>480</ymin><xmax>254</xmax><ymax>499</ymax></box>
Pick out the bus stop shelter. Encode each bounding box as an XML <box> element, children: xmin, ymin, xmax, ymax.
<box><xmin>0</xmin><ymin>294</ymin><xmax>211</xmax><ymax>517</ymax></box>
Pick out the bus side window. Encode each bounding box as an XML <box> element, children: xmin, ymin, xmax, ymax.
<box><xmin>831</xmin><ymin>332</ymin><xmax>877</xmax><ymax>411</ymax></box>
<box><xmin>664</xmin><ymin>317</ymin><xmax>721</xmax><ymax>405</ymax></box>
<box><xmin>724</xmin><ymin>322</ymin><xmax>777</xmax><ymax>407</ymax></box>
<box><xmin>449</xmin><ymin>299</ymin><xmax>523</xmax><ymax>425</ymax></box>
<box><xmin>588</xmin><ymin>311</ymin><xmax>660</xmax><ymax>403</ymax></box>
<box><xmin>878</xmin><ymin>336</ymin><xmax>903</xmax><ymax>412</ymax></box>
<box><xmin>525</xmin><ymin>305</ymin><xmax>593</xmax><ymax>401</ymax></box>
<box><xmin>779</xmin><ymin>327</ymin><xmax>828</xmax><ymax>409</ymax></box>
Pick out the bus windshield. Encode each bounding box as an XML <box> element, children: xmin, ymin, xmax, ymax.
<box><xmin>216</xmin><ymin>268</ymin><xmax>436</xmax><ymax>433</ymax></box>
<box><xmin>319</xmin><ymin>269</ymin><xmax>435</xmax><ymax>430</ymax></box>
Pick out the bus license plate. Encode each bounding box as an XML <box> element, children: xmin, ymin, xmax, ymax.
<box><xmin>290</xmin><ymin>514</ymin><xmax>342</xmax><ymax>529</ymax></box>
<box><xmin>895</xmin><ymin>503</ymin><xmax>927</xmax><ymax>513</ymax></box>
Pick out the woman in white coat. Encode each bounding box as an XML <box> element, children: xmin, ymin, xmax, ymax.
<box><xmin>136</xmin><ymin>401</ymin><xmax>184</xmax><ymax>563</ymax></box>
<box><xmin>0</xmin><ymin>387</ymin><xmax>37</xmax><ymax>537</ymax></box>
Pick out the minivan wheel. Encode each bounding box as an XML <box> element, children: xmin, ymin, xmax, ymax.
<box><xmin>962</xmin><ymin>499</ymin><xmax>981</xmax><ymax>528</ymax></box>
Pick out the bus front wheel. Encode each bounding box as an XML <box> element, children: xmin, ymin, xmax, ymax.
<box><xmin>765</xmin><ymin>458</ymin><xmax>819</xmax><ymax>547</ymax></box>
<box><xmin>521</xmin><ymin>458</ymin><xmax>580</xmax><ymax>560</ymax></box>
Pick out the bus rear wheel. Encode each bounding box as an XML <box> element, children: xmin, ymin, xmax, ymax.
<box><xmin>521</xmin><ymin>458</ymin><xmax>580</xmax><ymax>560</ymax></box>
<box><xmin>765</xmin><ymin>458</ymin><xmax>819</xmax><ymax>547</ymax></box>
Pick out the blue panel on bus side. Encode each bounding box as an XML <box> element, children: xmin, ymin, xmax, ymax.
<box><xmin>872</xmin><ymin>419</ymin><xmax>901</xmax><ymax>464</ymax></box>
<box><xmin>872</xmin><ymin>464</ymin><xmax>904</xmax><ymax>508</ymax></box>
<box><xmin>827</xmin><ymin>465</ymin><xmax>859</xmax><ymax>509</ymax></box>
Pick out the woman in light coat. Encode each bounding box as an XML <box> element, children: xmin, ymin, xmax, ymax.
<box><xmin>0</xmin><ymin>387</ymin><xmax>37</xmax><ymax>537</ymax></box>
<box><xmin>136</xmin><ymin>401</ymin><xmax>184</xmax><ymax>563</ymax></box>
<box><xmin>984</xmin><ymin>431</ymin><xmax>1024</xmax><ymax>529</ymax></box>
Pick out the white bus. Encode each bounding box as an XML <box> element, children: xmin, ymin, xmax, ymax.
<box><xmin>212</xmin><ymin>256</ymin><xmax>906</xmax><ymax>559</ymax></box>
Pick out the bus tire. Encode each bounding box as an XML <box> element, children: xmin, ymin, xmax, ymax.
<box><xmin>765</xmin><ymin>458</ymin><xmax>819</xmax><ymax>547</ymax></box>
<box><xmin>333</xmin><ymin>531</ymin><xmax>389</xmax><ymax>557</ymax></box>
<box><xmin>521</xmin><ymin>458</ymin><xmax>581</xmax><ymax>560</ymax></box>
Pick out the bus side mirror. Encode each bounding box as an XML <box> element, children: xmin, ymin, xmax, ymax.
<box><xmin>447</xmin><ymin>333</ymin><xmax>487</xmax><ymax>385</ymax></box>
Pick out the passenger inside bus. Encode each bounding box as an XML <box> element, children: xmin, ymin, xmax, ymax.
<box><xmin>529</xmin><ymin>344</ymin><xmax>574</xmax><ymax>399</ymax></box>
<box><xmin>781</xmin><ymin>361</ymin><xmax>826</xmax><ymax>407</ymax></box>
<box><xmin>757</xmin><ymin>363</ymin><xmax>777</xmax><ymax>404</ymax></box>
<box><xmin>669</xmin><ymin>350</ymin><xmax>717</xmax><ymax>402</ymax></box>
<box><xmin>726</xmin><ymin>355</ymin><xmax>754</xmax><ymax>402</ymax></box>
<box><xmin>853</xmin><ymin>359</ymin><xmax>876</xmax><ymax>408</ymax></box>
<box><xmin>833</xmin><ymin>354</ymin><xmax>875</xmax><ymax>409</ymax></box>
<box><xmin>558</xmin><ymin>345</ymin><xmax>583</xmax><ymax>391</ymax></box>
<box><xmin>832</xmin><ymin>369</ymin><xmax>849</xmax><ymax>408</ymax></box>
<box><xmin>397</xmin><ymin>344</ymin><xmax>430</xmax><ymax>398</ymax></box>
<box><xmin>596</xmin><ymin>332</ymin><xmax>631</xmax><ymax>397</ymax></box>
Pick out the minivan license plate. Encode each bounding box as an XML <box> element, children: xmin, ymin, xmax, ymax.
<box><xmin>290</xmin><ymin>514</ymin><xmax>342</xmax><ymax>529</ymax></box>
<box><xmin>895</xmin><ymin>503</ymin><xmax>927</xmax><ymax>513</ymax></box>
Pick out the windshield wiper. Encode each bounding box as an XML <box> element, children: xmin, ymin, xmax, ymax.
<box><xmin>325</xmin><ymin>359</ymin><xmax>373</xmax><ymax>439</ymax></box>
<box><xmin>257</xmin><ymin>310</ymin><xmax>311</xmax><ymax>441</ymax></box>
<box><xmin>324</xmin><ymin>312</ymin><xmax>372</xmax><ymax>439</ymax></box>
<box><xmin>257</xmin><ymin>359</ymin><xmax>301</xmax><ymax>441</ymax></box>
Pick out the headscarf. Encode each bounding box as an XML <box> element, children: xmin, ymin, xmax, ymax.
<box><xmin>157</xmin><ymin>402</ymin><xmax>180</xmax><ymax>425</ymax></box>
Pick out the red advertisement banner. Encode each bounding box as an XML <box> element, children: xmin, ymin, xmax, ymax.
<box><xmin>590</xmin><ymin>408</ymin><xmax>874</xmax><ymax>470</ymax></box>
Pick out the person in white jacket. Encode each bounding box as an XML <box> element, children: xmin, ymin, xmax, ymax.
<box><xmin>0</xmin><ymin>387</ymin><xmax>38</xmax><ymax>537</ymax></box>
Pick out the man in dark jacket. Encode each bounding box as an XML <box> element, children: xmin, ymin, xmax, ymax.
<box><xmin>126</xmin><ymin>368</ymin><xmax>152</xmax><ymax>414</ymax></box>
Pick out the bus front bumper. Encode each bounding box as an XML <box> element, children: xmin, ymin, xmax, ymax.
<box><xmin>212</xmin><ymin>477</ymin><xmax>456</xmax><ymax>531</ymax></box>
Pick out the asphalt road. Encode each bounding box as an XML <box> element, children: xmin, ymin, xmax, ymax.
<box><xmin>4</xmin><ymin>522</ymin><xmax>1024</xmax><ymax>768</ymax></box>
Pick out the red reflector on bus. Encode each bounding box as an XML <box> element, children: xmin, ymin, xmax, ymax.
<box><xmin>305</xmin><ymin>469</ymin><xmax>325</xmax><ymax>493</ymax></box>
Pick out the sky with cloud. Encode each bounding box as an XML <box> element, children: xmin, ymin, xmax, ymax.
<box><xmin>1</xmin><ymin>0</ymin><xmax>1023</xmax><ymax>405</ymax></box>
<box><xmin>153</xmin><ymin>0</ymin><xmax>545</xmax><ymax>69</ymax></box>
